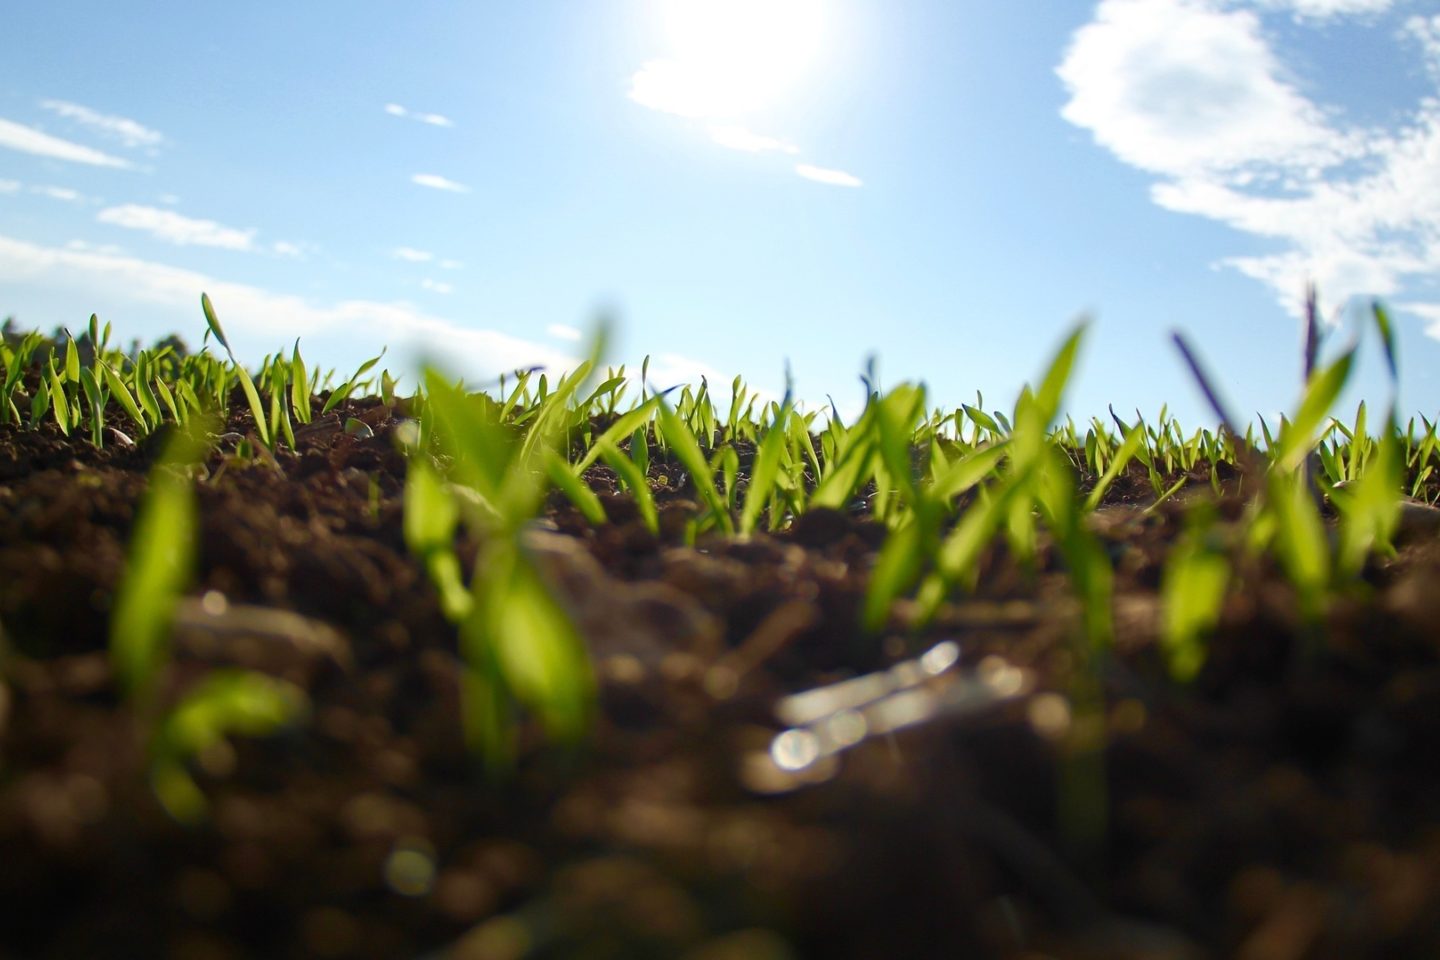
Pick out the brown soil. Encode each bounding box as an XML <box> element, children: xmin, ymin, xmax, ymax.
<box><xmin>3</xmin><ymin>396</ymin><xmax>1440</xmax><ymax>960</ymax></box>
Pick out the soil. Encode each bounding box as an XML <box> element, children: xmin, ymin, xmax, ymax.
<box><xmin>3</xmin><ymin>393</ymin><xmax>1440</xmax><ymax>960</ymax></box>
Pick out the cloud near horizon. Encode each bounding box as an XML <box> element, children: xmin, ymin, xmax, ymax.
<box><xmin>0</xmin><ymin>232</ymin><xmax>778</xmax><ymax>403</ymax></box>
<box><xmin>96</xmin><ymin>204</ymin><xmax>258</xmax><ymax>251</ymax></box>
<box><xmin>0</xmin><ymin>232</ymin><xmax>579</xmax><ymax>379</ymax></box>
<box><xmin>0</xmin><ymin>117</ymin><xmax>131</xmax><ymax>168</ymax></box>
<box><xmin>411</xmin><ymin>173</ymin><xmax>470</xmax><ymax>193</ymax></box>
<box><xmin>1058</xmin><ymin>0</ymin><xmax>1440</xmax><ymax>333</ymax></box>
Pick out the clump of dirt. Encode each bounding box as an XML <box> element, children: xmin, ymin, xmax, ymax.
<box><xmin>2</xmin><ymin>398</ymin><xmax>1440</xmax><ymax>960</ymax></box>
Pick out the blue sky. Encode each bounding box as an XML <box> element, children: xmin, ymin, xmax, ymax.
<box><xmin>3</xmin><ymin>0</ymin><xmax>1439</xmax><ymax>427</ymax></box>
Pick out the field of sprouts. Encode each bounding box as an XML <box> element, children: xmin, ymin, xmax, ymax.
<box><xmin>2</xmin><ymin>294</ymin><xmax>1440</xmax><ymax>959</ymax></box>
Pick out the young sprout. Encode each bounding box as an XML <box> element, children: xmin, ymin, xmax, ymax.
<box><xmin>657</xmin><ymin>398</ymin><xmax>735</xmax><ymax>535</ymax></box>
<box><xmin>110</xmin><ymin>422</ymin><xmax>212</xmax><ymax>705</ymax></box>
<box><xmin>109</xmin><ymin>417</ymin><xmax>305</xmax><ymax>820</ymax></box>
<box><xmin>1161</xmin><ymin>506</ymin><xmax>1230</xmax><ymax>683</ymax></box>
<box><xmin>320</xmin><ymin>348</ymin><xmax>387</xmax><ymax>416</ymax></box>
<box><xmin>201</xmin><ymin>293</ymin><xmax>271</xmax><ymax>449</ymax></box>
<box><xmin>406</xmin><ymin>322</ymin><xmax>609</xmax><ymax>771</ymax></box>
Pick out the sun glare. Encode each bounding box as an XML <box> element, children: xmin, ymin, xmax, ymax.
<box><xmin>633</xmin><ymin>0</ymin><xmax>825</xmax><ymax>120</ymax></box>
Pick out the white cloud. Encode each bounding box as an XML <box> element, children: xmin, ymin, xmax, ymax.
<box><xmin>1400</xmin><ymin>302</ymin><xmax>1440</xmax><ymax>339</ymax></box>
<box><xmin>65</xmin><ymin>239</ymin><xmax>127</xmax><ymax>256</ymax></box>
<box><xmin>392</xmin><ymin>246</ymin><xmax>433</xmax><ymax>262</ymax></box>
<box><xmin>39</xmin><ymin>100</ymin><xmax>163</xmax><ymax>149</ymax></box>
<box><xmin>439</xmin><ymin>258</ymin><xmax>463</xmax><ymax>270</ymax></box>
<box><xmin>384</xmin><ymin>103</ymin><xmax>455</xmax><ymax>128</ymax></box>
<box><xmin>272</xmin><ymin>241</ymin><xmax>303</xmax><ymax>259</ymax></box>
<box><xmin>794</xmin><ymin>163</ymin><xmax>863</xmax><ymax>187</ymax></box>
<box><xmin>0</xmin><ymin>117</ymin><xmax>131</xmax><ymax>168</ymax></box>
<box><xmin>420</xmin><ymin>278</ymin><xmax>453</xmax><ymax>294</ymax></box>
<box><xmin>1057</xmin><ymin>0</ymin><xmax>1355</xmax><ymax>179</ymax></box>
<box><xmin>1058</xmin><ymin>0</ymin><xmax>1440</xmax><ymax>335</ymax></box>
<box><xmin>708</xmin><ymin>125</ymin><xmax>800</xmax><ymax>154</ymax></box>
<box><xmin>0</xmin><ymin>232</ymin><xmax>579</xmax><ymax>377</ymax></box>
<box><xmin>546</xmin><ymin>323</ymin><xmax>583</xmax><ymax>342</ymax></box>
<box><xmin>158</xmin><ymin>193</ymin><xmax>181</xmax><ymax>206</ymax></box>
<box><xmin>411</xmin><ymin>173</ymin><xmax>470</xmax><ymax>193</ymax></box>
<box><xmin>1410</xmin><ymin>15</ymin><xmax>1440</xmax><ymax>79</ymax></box>
<box><xmin>1250</xmin><ymin>0</ymin><xmax>1395</xmax><ymax>18</ymax></box>
<box><xmin>32</xmin><ymin>185</ymin><xmax>82</xmax><ymax>203</ymax></box>
<box><xmin>96</xmin><ymin>204</ymin><xmax>257</xmax><ymax>251</ymax></box>
<box><xmin>0</xmin><ymin>179</ymin><xmax>21</xmax><ymax>194</ymax></box>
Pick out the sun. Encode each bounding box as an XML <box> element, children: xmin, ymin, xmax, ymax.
<box><xmin>634</xmin><ymin>0</ymin><xmax>825</xmax><ymax>120</ymax></box>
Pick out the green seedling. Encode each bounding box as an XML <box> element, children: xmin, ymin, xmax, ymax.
<box><xmin>109</xmin><ymin>417</ymin><xmax>305</xmax><ymax>820</ymax></box>
<box><xmin>597</xmin><ymin>438</ymin><xmax>660</xmax><ymax>534</ymax></box>
<box><xmin>110</xmin><ymin>422</ymin><xmax>212</xmax><ymax>706</ymax></box>
<box><xmin>150</xmin><ymin>670</ymin><xmax>306</xmax><ymax>824</ymax></box>
<box><xmin>402</xmin><ymin>455</ymin><xmax>473</xmax><ymax>621</ymax></box>
<box><xmin>321</xmin><ymin>348</ymin><xmax>387</xmax><ymax>416</ymax></box>
<box><xmin>1160</xmin><ymin>506</ymin><xmax>1230</xmax><ymax>683</ymax></box>
<box><xmin>407</xmin><ymin>324</ymin><xmax>609</xmax><ymax>771</ymax></box>
<box><xmin>657</xmin><ymin>397</ymin><xmax>734</xmax><ymax>535</ymax></box>
<box><xmin>201</xmin><ymin>293</ymin><xmax>271</xmax><ymax>449</ymax></box>
<box><xmin>738</xmin><ymin>403</ymin><xmax>791</xmax><ymax>536</ymax></box>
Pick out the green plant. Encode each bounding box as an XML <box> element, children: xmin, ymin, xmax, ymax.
<box><xmin>109</xmin><ymin>418</ymin><xmax>306</xmax><ymax>821</ymax></box>
<box><xmin>1160</xmin><ymin>505</ymin><xmax>1231</xmax><ymax>683</ymax></box>
<box><xmin>404</xmin><ymin>330</ymin><xmax>610</xmax><ymax>771</ymax></box>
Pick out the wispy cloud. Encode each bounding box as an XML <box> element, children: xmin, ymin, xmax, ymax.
<box><xmin>546</xmin><ymin>323</ymin><xmax>582</xmax><ymax>342</ymax></box>
<box><xmin>39</xmin><ymin>100</ymin><xmax>163</xmax><ymax>149</ymax></box>
<box><xmin>392</xmin><ymin>246</ymin><xmax>433</xmax><ymax>262</ymax></box>
<box><xmin>1057</xmin><ymin>0</ymin><xmax>1440</xmax><ymax>331</ymax></box>
<box><xmin>794</xmin><ymin>163</ymin><xmax>862</xmax><ymax>188</ymax></box>
<box><xmin>411</xmin><ymin>173</ymin><xmax>470</xmax><ymax>193</ymax></box>
<box><xmin>1253</xmin><ymin>0</ymin><xmax>1396</xmax><ymax>18</ymax></box>
<box><xmin>32</xmin><ymin>185</ymin><xmax>84</xmax><ymax>203</ymax></box>
<box><xmin>1401</xmin><ymin>302</ymin><xmax>1440</xmax><ymax>339</ymax></box>
<box><xmin>65</xmin><ymin>239</ymin><xmax>127</xmax><ymax>256</ymax></box>
<box><xmin>1412</xmin><ymin>14</ymin><xmax>1440</xmax><ymax>80</ymax></box>
<box><xmin>0</xmin><ymin>179</ymin><xmax>21</xmax><ymax>194</ymax></box>
<box><xmin>439</xmin><ymin>258</ymin><xmax>463</xmax><ymax>270</ymax></box>
<box><xmin>0</xmin><ymin>232</ymin><xmax>577</xmax><ymax>376</ymax></box>
<box><xmin>0</xmin><ymin>117</ymin><xmax>130</xmax><ymax>168</ymax></box>
<box><xmin>708</xmin><ymin>125</ymin><xmax>800</xmax><ymax>154</ymax></box>
<box><xmin>420</xmin><ymin>278</ymin><xmax>453</xmax><ymax>294</ymax></box>
<box><xmin>271</xmin><ymin>241</ymin><xmax>303</xmax><ymax>259</ymax></box>
<box><xmin>96</xmin><ymin>204</ymin><xmax>256</xmax><ymax>250</ymax></box>
<box><xmin>384</xmin><ymin>103</ymin><xmax>455</xmax><ymax>128</ymax></box>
